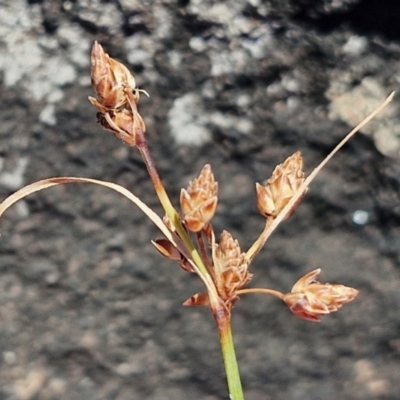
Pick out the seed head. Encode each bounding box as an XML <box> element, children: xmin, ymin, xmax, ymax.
<box><xmin>89</xmin><ymin>42</ymin><xmax>147</xmax><ymax>146</ymax></box>
<box><xmin>89</xmin><ymin>41</ymin><xmax>138</xmax><ymax>113</ymax></box>
<box><xmin>96</xmin><ymin>109</ymin><xmax>146</xmax><ymax>146</ymax></box>
<box><xmin>256</xmin><ymin>151</ymin><xmax>306</xmax><ymax>219</ymax></box>
<box><xmin>180</xmin><ymin>164</ymin><xmax>218</xmax><ymax>232</ymax></box>
<box><xmin>212</xmin><ymin>230</ymin><xmax>252</xmax><ymax>305</ymax></box>
<box><xmin>283</xmin><ymin>269</ymin><xmax>359</xmax><ymax>322</ymax></box>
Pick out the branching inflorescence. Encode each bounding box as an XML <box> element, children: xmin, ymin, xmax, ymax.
<box><xmin>87</xmin><ymin>41</ymin><xmax>358</xmax><ymax>318</ymax></box>
<box><xmin>0</xmin><ymin>42</ymin><xmax>394</xmax><ymax>400</ymax></box>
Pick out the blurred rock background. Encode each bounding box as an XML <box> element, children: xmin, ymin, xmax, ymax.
<box><xmin>1</xmin><ymin>0</ymin><xmax>400</xmax><ymax>399</ymax></box>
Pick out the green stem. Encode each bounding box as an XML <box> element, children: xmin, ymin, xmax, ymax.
<box><xmin>215</xmin><ymin>307</ymin><xmax>244</xmax><ymax>400</ymax></box>
<box><xmin>245</xmin><ymin>217</ymin><xmax>273</xmax><ymax>263</ymax></box>
<box><xmin>136</xmin><ymin>129</ymin><xmax>243</xmax><ymax>399</ymax></box>
<box><xmin>135</xmin><ymin>132</ymin><xmax>209</xmax><ymax>278</ymax></box>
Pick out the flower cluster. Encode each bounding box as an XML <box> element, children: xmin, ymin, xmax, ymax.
<box><xmin>283</xmin><ymin>269</ymin><xmax>359</xmax><ymax>322</ymax></box>
<box><xmin>212</xmin><ymin>231</ymin><xmax>252</xmax><ymax>303</ymax></box>
<box><xmin>180</xmin><ymin>164</ymin><xmax>218</xmax><ymax>233</ymax></box>
<box><xmin>89</xmin><ymin>41</ymin><xmax>147</xmax><ymax>147</ymax></box>
<box><xmin>88</xmin><ymin>42</ymin><xmax>359</xmax><ymax>320</ymax></box>
<box><xmin>0</xmin><ymin>39</ymin><xmax>391</xmax><ymax>400</ymax></box>
<box><xmin>256</xmin><ymin>151</ymin><xmax>307</xmax><ymax>220</ymax></box>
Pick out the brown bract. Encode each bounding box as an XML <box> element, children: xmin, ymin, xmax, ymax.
<box><xmin>152</xmin><ymin>238</ymin><xmax>194</xmax><ymax>272</ymax></box>
<box><xmin>256</xmin><ymin>151</ymin><xmax>306</xmax><ymax>220</ymax></box>
<box><xmin>180</xmin><ymin>164</ymin><xmax>218</xmax><ymax>233</ymax></box>
<box><xmin>282</xmin><ymin>269</ymin><xmax>359</xmax><ymax>322</ymax></box>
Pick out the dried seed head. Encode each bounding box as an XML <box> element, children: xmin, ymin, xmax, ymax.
<box><xmin>89</xmin><ymin>42</ymin><xmax>147</xmax><ymax>146</ymax></box>
<box><xmin>282</xmin><ymin>269</ymin><xmax>359</xmax><ymax>322</ymax></box>
<box><xmin>95</xmin><ymin>108</ymin><xmax>146</xmax><ymax>146</ymax></box>
<box><xmin>256</xmin><ymin>151</ymin><xmax>306</xmax><ymax>219</ymax></box>
<box><xmin>180</xmin><ymin>164</ymin><xmax>218</xmax><ymax>232</ymax></box>
<box><xmin>90</xmin><ymin>41</ymin><xmax>138</xmax><ymax>113</ymax></box>
<box><xmin>212</xmin><ymin>230</ymin><xmax>252</xmax><ymax>304</ymax></box>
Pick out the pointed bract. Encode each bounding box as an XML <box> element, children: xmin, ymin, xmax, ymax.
<box><xmin>183</xmin><ymin>291</ymin><xmax>210</xmax><ymax>307</ymax></box>
<box><xmin>152</xmin><ymin>238</ymin><xmax>194</xmax><ymax>272</ymax></box>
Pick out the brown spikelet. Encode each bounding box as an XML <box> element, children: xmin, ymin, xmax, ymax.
<box><xmin>89</xmin><ymin>41</ymin><xmax>138</xmax><ymax>113</ymax></box>
<box><xmin>256</xmin><ymin>151</ymin><xmax>306</xmax><ymax>220</ymax></box>
<box><xmin>282</xmin><ymin>269</ymin><xmax>359</xmax><ymax>322</ymax></box>
<box><xmin>89</xmin><ymin>41</ymin><xmax>147</xmax><ymax>147</ymax></box>
<box><xmin>95</xmin><ymin>109</ymin><xmax>146</xmax><ymax>147</ymax></box>
<box><xmin>212</xmin><ymin>230</ymin><xmax>252</xmax><ymax>306</ymax></box>
<box><xmin>180</xmin><ymin>164</ymin><xmax>218</xmax><ymax>232</ymax></box>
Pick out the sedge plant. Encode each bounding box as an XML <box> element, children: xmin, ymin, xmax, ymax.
<box><xmin>0</xmin><ymin>42</ymin><xmax>394</xmax><ymax>400</ymax></box>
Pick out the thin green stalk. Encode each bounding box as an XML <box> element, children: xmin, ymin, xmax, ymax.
<box><xmin>245</xmin><ymin>217</ymin><xmax>273</xmax><ymax>263</ymax></box>
<box><xmin>135</xmin><ymin>131</ymin><xmax>209</xmax><ymax>278</ymax></box>
<box><xmin>215</xmin><ymin>308</ymin><xmax>244</xmax><ymax>400</ymax></box>
<box><xmin>136</xmin><ymin>127</ymin><xmax>244</xmax><ymax>399</ymax></box>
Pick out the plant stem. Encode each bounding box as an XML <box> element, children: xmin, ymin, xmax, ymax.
<box><xmin>135</xmin><ymin>131</ymin><xmax>211</xmax><ymax>279</ymax></box>
<box><xmin>245</xmin><ymin>217</ymin><xmax>273</xmax><ymax>263</ymax></box>
<box><xmin>236</xmin><ymin>287</ymin><xmax>284</xmax><ymax>299</ymax></box>
<box><xmin>196</xmin><ymin>231</ymin><xmax>214</xmax><ymax>277</ymax></box>
<box><xmin>214</xmin><ymin>307</ymin><xmax>244</xmax><ymax>400</ymax></box>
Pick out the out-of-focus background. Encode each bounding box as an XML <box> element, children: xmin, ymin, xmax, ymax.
<box><xmin>1</xmin><ymin>1</ymin><xmax>400</xmax><ymax>399</ymax></box>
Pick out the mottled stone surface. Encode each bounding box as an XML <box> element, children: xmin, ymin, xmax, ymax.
<box><xmin>1</xmin><ymin>1</ymin><xmax>400</xmax><ymax>399</ymax></box>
